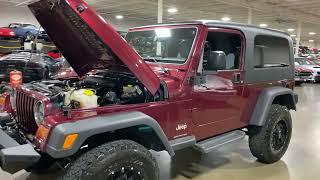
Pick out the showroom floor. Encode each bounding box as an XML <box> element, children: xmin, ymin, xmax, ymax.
<box><xmin>0</xmin><ymin>84</ymin><xmax>319</xmax><ymax>180</ymax></box>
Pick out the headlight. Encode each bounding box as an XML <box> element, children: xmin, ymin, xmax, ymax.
<box><xmin>9</xmin><ymin>89</ymin><xmax>17</xmax><ymax>109</ymax></box>
<box><xmin>34</xmin><ymin>101</ymin><xmax>45</xmax><ymax>126</ymax></box>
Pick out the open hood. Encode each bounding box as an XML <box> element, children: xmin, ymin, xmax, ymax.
<box><xmin>28</xmin><ymin>0</ymin><xmax>160</xmax><ymax>94</ymax></box>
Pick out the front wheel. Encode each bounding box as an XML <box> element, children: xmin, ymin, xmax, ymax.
<box><xmin>25</xmin><ymin>32</ymin><xmax>35</xmax><ymax>41</ymax></box>
<box><xmin>60</xmin><ymin>140</ymin><xmax>159</xmax><ymax>180</ymax></box>
<box><xmin>248</xmin><ymin>104</ymin><xmax>292</xmax><ymax>164</ymax></box>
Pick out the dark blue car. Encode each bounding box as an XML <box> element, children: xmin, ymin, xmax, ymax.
<box><xmin>8</xmin><ymin>23</ymin><xmax>47</xmax><ymax>40</ymax></box>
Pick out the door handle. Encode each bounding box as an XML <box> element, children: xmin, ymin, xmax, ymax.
<box><xmin>233</xmin><ymin>73</ymin><xmax>242</xmax><ymax>83</ymax></box>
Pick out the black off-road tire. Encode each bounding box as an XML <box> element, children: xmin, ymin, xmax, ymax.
<box><xmin>60</xmin><ymin>140</ymin><xmax>159</xmax><ymax>180</ymax></box>
<box><xmin>249</xmin><ymin>104</ymin><xmax>292</xmax><ymax>164</ymax></box>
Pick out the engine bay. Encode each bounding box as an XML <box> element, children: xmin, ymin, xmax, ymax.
<box><xmin>33</xmin><ymin>70</ymin><xmax>164</xmax><ymax>109</ymax></box>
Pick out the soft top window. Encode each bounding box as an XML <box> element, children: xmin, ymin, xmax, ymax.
<box><xmin>254</xmin><ymin>35</ymin><xmax>290</xmax><ymax>68</ymax></box>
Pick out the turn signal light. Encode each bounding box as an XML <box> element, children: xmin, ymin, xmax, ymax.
<box><xmin>63</xmin><ymin>134</ymin><xmax>78</xmax><ymax>150</ymax></box>
<box><xmin>35</xmin><ymin>124</ymin><xmax>50</xmax><ymax>141</ymax></box>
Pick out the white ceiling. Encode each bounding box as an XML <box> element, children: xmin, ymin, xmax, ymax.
<box><xmin>1</xmin><ymin>0</ymin><xmax>320</xmax><ymax>44</ymax></box>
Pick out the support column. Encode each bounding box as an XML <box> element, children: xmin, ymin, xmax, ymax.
<box><xmin>247</xmin><ymin>8</ymin><xmax>252</xmax><ymax>24</ymax></box>
<box><xmin>157</xmin><ymin>0</ymin><xmax>163</xmax><ymax>23</ymax></box>
<box><xmin>295</xmin><ymin>22</ymin><xmax>302</xmax><ymax>57</ymax></box>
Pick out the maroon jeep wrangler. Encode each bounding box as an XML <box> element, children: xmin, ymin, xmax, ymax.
<box><xmin>0</xmin><ymin>0</ymin><xmax>297</xmax><ymax>179</ymax></box>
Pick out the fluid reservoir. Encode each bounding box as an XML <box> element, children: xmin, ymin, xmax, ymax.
<box><xmin>65</xmin><ymin>89</ymin><xmax>98</xmax><ymax>109</ymax></box>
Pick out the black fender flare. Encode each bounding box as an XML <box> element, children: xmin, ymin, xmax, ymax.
<box><xmin>249</xmin><ymin>87</ymin><xmax>297</xmax><ymax>126</ymax></box>
<box><xmin>45</xmin><ymin>111</ymin><xmax>174</xmax><ymax>158</ymax></box>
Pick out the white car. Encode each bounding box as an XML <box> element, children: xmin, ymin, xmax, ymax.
<box><xmin>295</xmin><ymin>57</ymin><xmax>320</xmax><ymax>82</ymax></box>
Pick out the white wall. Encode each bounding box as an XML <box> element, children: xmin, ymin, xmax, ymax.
<box><xmin>0</xmin><ymin>3</ymin><xmax>39</xmax><ymax>27</ymax></box>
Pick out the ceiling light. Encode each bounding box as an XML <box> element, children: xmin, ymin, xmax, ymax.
<box><xmin>259</xmin><ymin>24</ymin><xmax>268</xmax><ymax>28</ymax></box>
<box><xmin>309</xmin><ymin>32</ymin><xmax>316</xmax><ymax>35</ymax></box>
<box><xmin>290</xmin><ymin>34</ymin><xmax>296</xmax><ymax>37</ymax></box>
<box><xmin>221</xmin><ymin>17</ymin><xmax>231</xmax><ymax>22</ymax></box>
<box><xmin>168</xmin><ymin>8</ymin><xmax>178</xmax><ymax>13</ymax></box>
<box><xmin>309</xmin><ymin>40</ymin><xmax>314</xmax><ymax>42</ymax></box>
<box><xmin>287</xmin><ymin>28</ymin><xmax>295</xmax><ymax>32</ymax></box>
<box><xmin>115</xmin><ymin>15</ymin><xmax>124</xmax><ymax>19</ymax></box>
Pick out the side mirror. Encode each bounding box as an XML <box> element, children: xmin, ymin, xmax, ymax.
<box><xmin>206</xmin><ymin>51</ymin><xmax>226</xmax><ymax>71</ymax></box>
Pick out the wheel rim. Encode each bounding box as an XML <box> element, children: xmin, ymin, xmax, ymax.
<box><xmin>26</xmin><ymin>32</ymin><xmax>34</xmax><ymax>40</ymax></box>
<box><xmin>106</xmin><ymin>166</ymin><xmax>145</xmax><ymax>180</ymax></box>
<box><xmin>271</xmin><ymin>119</ymin><xmax>288</xmax><ymax>152</ymax></box>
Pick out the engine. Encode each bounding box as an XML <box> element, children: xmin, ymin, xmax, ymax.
<box><xmin>33</xmin><ymin>70</ymin><xmax>162</xmax><ymax>110</ymax></box>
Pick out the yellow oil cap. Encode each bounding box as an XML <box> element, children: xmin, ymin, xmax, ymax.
<box><xmin>83</xmin><ymin>89</ymin><xmax>94</xmax><ymax>96</ymax></box>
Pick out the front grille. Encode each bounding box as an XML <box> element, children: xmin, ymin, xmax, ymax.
<box><xmin>15</xmin><ymin>90</ymin><xmax>38</xmax><ymax>134</ymax></box>
<box><xmin>299</xmin><ymin>72</ymin><xmax>312</xmax><ymax>76</ymax></box>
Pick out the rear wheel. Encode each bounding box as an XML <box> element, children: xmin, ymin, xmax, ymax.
<box><xmin>248</xmin><ymin>104</ymin><xmax>292</xmax><ymax>164</ymax></box>
<box><xmin>60</xmin><ymin>140</ymin><xmax>159</xmax><ymax>180</ymax></box>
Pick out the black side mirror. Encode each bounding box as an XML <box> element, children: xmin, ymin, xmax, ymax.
<box><xmin>206</xmin><ymin>51</ymin><xmax>226</xmax><ymax>71</ymax></box>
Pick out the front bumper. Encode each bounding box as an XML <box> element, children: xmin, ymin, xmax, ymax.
<box><xmin>0</xmin><ymin>113</ymin><xmax>40</xmax><ymax>173</ymax></box>
<box><xmin>307</xmin><ymin>73</ymin><xmax>320</xmax><ymax>82</ymax></box>
<box><xmin>295</xmin><ymin>74</ymin><xmax>312</xmax><ymax>82</ymax></box>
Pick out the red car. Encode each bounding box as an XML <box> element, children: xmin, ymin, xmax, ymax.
<box><xmin>0</xmin><ymin>0</ymin><xmax>297</xmax><ymax>179</ymax></box>
<box><xmin>0</xmin><ymin>27</ymin><xmax>15</xmax><ymax>38</ymax></box>
<box><xmin>47</xmin><ymin>49</ymin><xmax>62</xmax><ymax>59</ymax></box>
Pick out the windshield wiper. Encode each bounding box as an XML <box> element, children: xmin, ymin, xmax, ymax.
<box><xmin>144</xmin><ymin>57</ymin><xmax>168</xmax><ymax>74</ymax></box>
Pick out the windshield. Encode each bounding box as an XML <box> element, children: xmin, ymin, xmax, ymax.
<box><xmin>126</xmin><ymin>27</ymin><xmax>197</xmax><ymax>64</ymax></box>
<box><xmin>9</xmin><ymin>23</ymin><xmax>21</xmax><ymax>28</ymax></box>
<box><xmin>296</xmin><ymin>58</ymin><xmax>315</xmax><ymax>65</ymax></box>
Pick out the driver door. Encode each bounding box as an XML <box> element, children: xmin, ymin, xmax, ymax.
<box><xmin>191</xmin><ymin>28</ymin><xmax>248</xmax><ymax>140</ymax></box>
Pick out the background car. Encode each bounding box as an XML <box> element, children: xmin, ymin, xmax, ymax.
<box><xmin>295</xmin><ymin>57</ymin><xmax>320</xmax><ymax>82</ymax></box>
<box><xmin>0</xmin><ymin>27</ymin><xmax>15</xmax><ymax>39</ymax></box>
<box><xmin>47</xmin><ymin>49</ymin><xmax>61</xmax><ymax>59</ymax></box>
<box><xmin>306</xmin><ymin>55</ymin><xmax>320</xmax><ymax>66</ymax></box>
<box><xmin>7</xmin><ymin>23</ymin><xmax>47</xmax><ymax>40</ymax></box>
<box><xmin>295</xmin><ymin>66</ymin><xmax>313</xmax><ymax>85</ymax></box>
<box><xmin>0</xmin><ymin>52</ymin><xmax>65</xmax><ymax>83</ymax></box>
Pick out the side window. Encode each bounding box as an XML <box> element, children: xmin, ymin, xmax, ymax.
<box><xmin>254</xmin><ymin>35</ymin><xmax>290</xmax><ymax>68</ymax></box>
<box><xmin>203</xmin><ymin>31</ymin><xmax>242</xmax><ymax>71</ymax></box>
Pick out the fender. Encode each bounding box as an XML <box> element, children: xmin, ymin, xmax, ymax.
<box><xmin>45</xmin><ymin>111</ymin><xmax>174</xmax><ymax>158</ymax></box>
<box><xmin>249</xmin><ymin>87</ymin><xmax>297</xmax><ymax>126</ymax></box>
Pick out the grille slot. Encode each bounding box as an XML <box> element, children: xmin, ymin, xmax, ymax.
<box><xmin>15</xmin><ymin>91</ymin><xmax>38</xmax><ymax>134</ymax></box>
<box><xmin>299</xmin><ymin>72</ymin><xmax>312</xmax><ymax>76</ymax></box>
